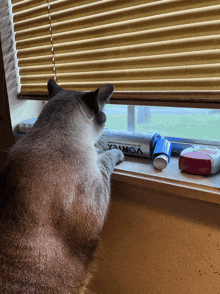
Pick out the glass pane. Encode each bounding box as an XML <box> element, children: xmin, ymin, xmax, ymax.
<box><xmin>135</xmin><ymin>106</ymin><xmax>220</xmax><ymax>142</ymax></box>
<box><xmin>104</xmin><ymin>105</ymin><xmax>220</xmax><ymax>143</ymax></box>
<box><xmin>104</xmin><ymin>104</ymin><xmax>128</xmax><ymax>131</ymax></box>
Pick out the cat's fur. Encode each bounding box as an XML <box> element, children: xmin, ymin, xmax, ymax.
<box><xmin>0</xmin><ymin>80</ymin><xmax>124</xmax><ymax>293</ymax></box>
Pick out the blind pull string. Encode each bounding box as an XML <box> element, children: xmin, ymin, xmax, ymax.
<box><xmin>47</xmin><ymin>1</ymin><xmax>57</xmax><ymax>82</ymax></box>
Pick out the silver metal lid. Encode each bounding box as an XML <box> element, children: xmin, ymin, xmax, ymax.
<box><xmin>153</xmin><ymin>154</ymin><xmax>168</xmax><ymax>170</ymax></box>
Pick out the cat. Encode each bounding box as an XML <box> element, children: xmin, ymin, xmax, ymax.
<box><xmin>0</xmin><ymin>80</ymin><xmax>124</xmax><ymax>294</ymax></box>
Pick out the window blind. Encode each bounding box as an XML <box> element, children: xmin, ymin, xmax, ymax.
<box><xmin>8</xmin><ymin>0</ymin><xmax>220</xmax><ymax>106</ymax></box>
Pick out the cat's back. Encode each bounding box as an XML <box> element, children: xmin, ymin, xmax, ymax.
<box><xmin>7</xmin><ymin>125</ymin><xmax>100</xmax><ymax>188</ymax></box>
<box><xmin>0</xmin><ymin>136</ymin><xmax>100</xmax><ymax>293</ymax></box>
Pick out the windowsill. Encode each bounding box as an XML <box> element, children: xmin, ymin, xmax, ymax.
<box><xmin>2</xmin><ymin>145</ymin><xmax>220</xmax><ymax>205</ymax></box>
<box><xmin>112</xmin><ymin>156</ymin><xmax>220</xmax><ymax>205</ymax></box>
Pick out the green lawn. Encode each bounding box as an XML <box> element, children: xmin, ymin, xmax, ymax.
<box><xmin>105</xmin><ymin>113</ymin><xmax>128</xmax><ymax>131</ymax></box>
<box><xmin>105</xmin><ymin>110</ymin><xmax>220</xmax><ymax>142</ymax></box>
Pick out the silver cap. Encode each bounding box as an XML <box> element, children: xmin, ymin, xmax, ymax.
<box><xmin>153</xmin><ymin>154</ymin><xmax>168</xmax><ymax>170</ymax></box>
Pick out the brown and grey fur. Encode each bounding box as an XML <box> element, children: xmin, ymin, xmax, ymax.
<box><xmin>0</xmin><ymin>80</ymin><xmax>124</xmax><ymax>293</ymax></box>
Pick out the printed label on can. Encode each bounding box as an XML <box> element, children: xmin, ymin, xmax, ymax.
<box><xmin>107</xmin><ymin>142</ymin><xmax>144</xmax><ymax>156</ymax></box>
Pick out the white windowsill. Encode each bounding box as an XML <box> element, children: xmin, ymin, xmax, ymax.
<box><xmin>112</xmin><ymin>156</ymin><xmax>220</xmax><ymax>205</ymax></box>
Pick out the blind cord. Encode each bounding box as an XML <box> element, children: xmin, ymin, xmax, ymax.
<box><xmin>47</xmin><ymin>1</ymin><xmax>57</xmax><ymax>83</ymax></box>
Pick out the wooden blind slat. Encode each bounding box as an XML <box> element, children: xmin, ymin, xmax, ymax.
<box><xmin>20</xmin><ymin>64</ymin><xmax>220</xmax><ymax>84</ymax></box>
<box><xmin>49</xmin><ymin>2</ymin><xmax>220</xmax><ymax>25</ymax></box>
<box><xmin>19</xmin><ymin>50</ymin><xmax>220</xmax><ymax>75</ymax></box>
<box><xmin>15</xmin><ymin>25</ymin><xmax>50</xmax><ymax>41</ymax></box>
<box><xmin>49</xmin><ymin>4</ymin><xmax>220</xmax><ymax>35</ymax></box>
<box><xmin>13</xmin><ymin>2</ymin><xmax>220</xmax><ymax>32</ymax></box>
<box><xmin>14</xmin><ymin>16</ymin><xmax>48</xmax><ymax>31</ymax></box>
<box><xmin>16</xmin><ymin>20</ymin><xmax>220</xmax><ymax>51</ymax></box>
<box><xmin>12</xmin><ymin>0</ymin><xmax>47</xmax><ymax>13</ymax></box>
<box><xmin>20</xmin><ymin>78</ymin><xmax>220</xmax><ymax>92</ymax></box>
<box><xmin>13</xmin><ymin>3</ymin><xmax>48</xmax><ymax>22</ymax></box>
<box><xmin>14</xmin><ymin>9</ymin><xmax>220</xmax><ymax>43</ymax></box>
<box><xmin>17</xmin><ymin>35</ymin><xmax>220</xmax><ymax>59</ymax></box>
<box><xmin>49</xmin><ymin>0</ymin><xmax>152</xmax><ymax>15</ymax></box>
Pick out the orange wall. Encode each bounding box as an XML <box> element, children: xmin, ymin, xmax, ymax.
<box><xmin>90</xmin><ymin>180</ymin><xmax>220</xmax><ymax>294</ymax></box>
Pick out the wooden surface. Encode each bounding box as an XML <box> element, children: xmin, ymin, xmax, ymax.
<box><xmin>112</xmin><ymin>155</ymin><xmax>220</xmax><ymax>205</ymax></box>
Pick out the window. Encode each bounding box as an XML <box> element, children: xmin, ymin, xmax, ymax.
<box><xmin>104</xmin><ymin>105</ymin><xmax>220</xmax><ymax>145</ymax></box>
<box><xmin>1</xmin><ymin>0</ymin><xmax>220</xmax><ymax>145</ymax></box>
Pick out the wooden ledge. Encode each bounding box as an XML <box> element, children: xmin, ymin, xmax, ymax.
<box><xmin>112</xmin><ymin>156</ymin><xmax>220</xmax><ymax>205</ymax></box>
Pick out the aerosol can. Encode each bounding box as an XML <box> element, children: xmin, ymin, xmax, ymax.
<box><xmin>103</xmin><ymin>129</ymin><xmax>171</xmax><ymax>170</ymax></box>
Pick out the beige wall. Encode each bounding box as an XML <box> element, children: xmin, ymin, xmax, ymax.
<box><xmin>90</xmin><ymin>180</ymin><xmax>220</xmax><ymax>294</ymax></box>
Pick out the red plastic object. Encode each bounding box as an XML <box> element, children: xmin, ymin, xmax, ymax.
<box><xmin>178</xmin><ymin>151</ymin><xmax>212</xmax><ymax>175</ymax></box>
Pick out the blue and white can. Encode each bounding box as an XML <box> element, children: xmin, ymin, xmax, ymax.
<box><xmin>152</xmin><ymin>138</ymin><xmax>171</xmax><ymax>170</ymax></box>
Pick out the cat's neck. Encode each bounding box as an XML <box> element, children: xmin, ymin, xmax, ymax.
<box><xmin>32</xmin><ymin>118</ymin><xmax>96</xmax><ymax>146</ymax></box>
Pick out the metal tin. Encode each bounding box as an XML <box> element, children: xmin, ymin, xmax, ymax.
<box><xmin>103</xmin><ymin>129</ymin><xmax>161</xmax><ymax>158</ymax></box>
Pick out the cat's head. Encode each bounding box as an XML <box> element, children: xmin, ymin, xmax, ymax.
<box><xmin>46</xmin><ymin>79</ymin><xmax>114</xmax><ymax>143</ymax></box>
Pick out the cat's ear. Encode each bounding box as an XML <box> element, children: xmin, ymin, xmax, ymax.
<box><xmin>95</xmin><ymin>84</ymin><xmax>114</xmax><ymax>110</ymax></box>
<box><xmin>47</xmin><ymin>79</ymin><xmax>63</xmax><ymax>98</ymax></box>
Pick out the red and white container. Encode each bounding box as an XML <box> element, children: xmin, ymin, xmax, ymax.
<box><xmin>178</xmin><ymin>145</ymin><xmax>220</xmax><ymax>175</ymax></box>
